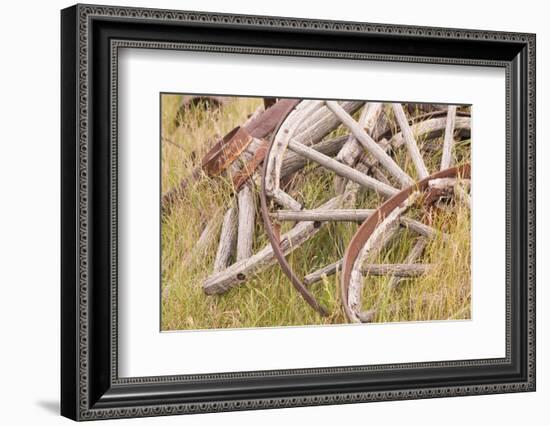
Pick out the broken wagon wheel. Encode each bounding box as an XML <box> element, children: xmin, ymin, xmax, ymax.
<box><xmin>259</xmin><ymin>100</ymin><xmax>470</xmax><ymax>319</ymax></box>
<box><xmin>201</xmin><ymin>99</ymin><xmax>363</xmax><ymax>296</ymax></box>
<box><xmin>340</xmin><ymin>164</ymin><xmax>471</xmax><ymax>323</ymax></box>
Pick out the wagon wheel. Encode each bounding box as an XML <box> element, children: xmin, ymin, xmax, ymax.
<box><xmin>340</xmin><ymin>165</ymin><xmax>471</xmax><ymax>322</ymax></box>
<box><xmin>259</xmin><ymin>100</ymin><xmax>471</xmax><ymax>319</ymax></box>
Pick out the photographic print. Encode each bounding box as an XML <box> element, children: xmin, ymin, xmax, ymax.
<box><xmin>161</xmin><ymin>95</ymin><xmax>472</xmax><ymax>331</ymax></box>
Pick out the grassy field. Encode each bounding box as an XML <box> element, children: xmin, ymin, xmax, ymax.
<box><xmin>160</xmin><ymin>95</ymin><xmax>471</xmax><ymax>331</ymax></box>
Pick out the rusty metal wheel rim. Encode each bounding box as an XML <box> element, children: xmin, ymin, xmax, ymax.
<box><xmin>259</xmin><ymin>100</ymin><xmax>334</xmax><ymax>316</ymax></box>
<box><xmin>340</xmin><ymin>164</ymin><xmax>471</xmax><ymax>323</ymax></box>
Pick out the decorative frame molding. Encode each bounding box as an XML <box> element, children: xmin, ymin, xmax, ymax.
<box><xmin>61</xmin><ymin>3</ymin><xmax>535</xmax><ymax>421</ymax></box>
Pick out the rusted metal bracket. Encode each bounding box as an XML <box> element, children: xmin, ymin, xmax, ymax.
<box><xmin>202</xmin><ymin>99</ymin><xmax>301</xmax><ymax>177</ymax></box>
<box><xmin>162</xmin><ymin>98</ymin><xmax>300</xmax><ymax>211</ymax></box>
<box><xmin>201</xmin><ymin>126</ymin><xmax>254</xmax><ymax>176</ymax></box>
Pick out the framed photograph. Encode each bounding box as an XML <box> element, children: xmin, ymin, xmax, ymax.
<box><xmin>61</xmin><ymin>4</ymin><xmax>536</xmax><ymax>421</ymax></box>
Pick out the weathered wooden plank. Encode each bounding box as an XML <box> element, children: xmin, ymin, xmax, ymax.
<box><xmin>361</xmin><ymin>263</ymin><xmax>431</xmax><ymax>277</ymax></box>
<box><xmin>293</xmin><ymin>101</ymin><xmax>364</xmax><ymax>146</ymax></box>
<box><xmin>326</xmin><ymin>101</ymin><xmax>414</xmax><ymax>187</ymax></box>
<box><xmin>236</xmin><ymin>185</ymin><xmax>255</xmax><ymax>262</ymax></box>
<box><xmin>280</xmin><ymin>135</ymin><xmax>348</xmax><ymax>178</ymax></box>
<box><xmin>287</xmin><ymin>138</ymin><xmax>398</xmax><ymax>198</ymax></box>
<box><xmin>270</xmin><ymin>208</ymin><xmax>443</xmax><ymax>241</ymax></box>
<box><xmin>213</xmin><ymin>206</ymin><xmax>237</xmax><ymax>273</ymax></box>
<box><xmin>271</xmin><ymin>208</ymin><xmax>375</xmax><ymax>222</ymax></box>
<box><xmin>428</xmin><ymin>177</ymin><xmax>460</xmax><ymax>190</ymax></box>
<box><xmin>392</xmin><ymin>103</ymin><xmax>429</xmax><ymax>179</ymax></box>
<box><xmin>440</xmin><ymin>105</ymin><xmax>457</xmax><ymax>170</ymax></box>
<box><xmin>390</xmin><ymin>116</ymin><xmax>471</xmax><ymax>149</ymax></box>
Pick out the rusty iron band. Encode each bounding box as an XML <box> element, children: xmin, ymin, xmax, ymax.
<box><xmin>259</xmin><ymin>100</ymin><xmax>331</xmax><ymax>317</ymax></box>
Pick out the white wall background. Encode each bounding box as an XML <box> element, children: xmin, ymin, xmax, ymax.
<box><xmin>0</xmin><ymin>0</ymin><xmax>546</xmax><ymax>424</ymax></box>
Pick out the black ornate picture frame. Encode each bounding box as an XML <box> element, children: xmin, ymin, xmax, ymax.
<box><xmin>61</xmin><ymin>3</ymin><xmax>536</xmax><ymax>421</ymax></box>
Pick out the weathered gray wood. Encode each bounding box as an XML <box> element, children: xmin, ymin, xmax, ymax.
<box><xmin>266</xmin><ymin>100</ymin><xmax>363</xmax><ymax>202</ymax></box>
<box><xmin>390</xmin><ymin>116</ymin><xmax>471</xmax><ymax>149</ymax></box>
<box><xmin>293</xmin><ymin>101</ymin><xmax>364</xmax><ymax>146</ymax></box>
<box><xmin>236</xmin><ymin>185</ymin><xmax>255</xmax><ymax>262</ymax></box>
<box><xmin>280</xmin><ymin>135</ymin><xmax>348</xmax><ymax>178</ymax></box>
<box><xmin>339</xmin><ymin>162</ymin><xmax>369</xmax><ymax>209</ymax></box>
<box><xmin>271</xmin><ymin>208</ymin><xmax>375</xmax><ymax>222</ymax></box>
<box><xmin>388</xmin><ymin>237</ymin><xmax>428</xmax><ymax>289</ymax></box>
<box><xmin>348</xmin><ymin>192</ymin><xmax>421</xmax><ymax>322</ymax></box>
<box><xmin>265</xmin><ymin>100</ymin><xmax>325</xmax><ymax>195</ymax></box>
<box><xmin>337</xmin><ymin>104</ymin><xmax>372</xmax><ymax>165</ymax></box>
<box><xmin>400</xmin><ymin>216</ymin><xmax>445</xmax><ymax>240</ymax></box>
<box><xmin>203</xmin><ymin>195</ymin><xmax>344</xmax><ymax>294</ymax></box>
<box><xmin>271</xmin><ymin>188</ymin><xmax>302</xmax><ymax>211</ymax></box>
<box><xmin>361</xmin><ymin>263</ymin><xmax>432</xmax><ymax>276</ymax></box>
<box><xmin>337</xmin><ymin>103</ymin><xmax>384</xmax><ymax>165</ymax></box>
<box><xmin>335</xmin><ymin>103</ymin><xmax>385</xmax><ymax>194</ymax></box>
<box><xmin>372</xmin><ymin>107</ymin><xmax>391</xmax><ymax>140</ymax></box>
<box><xmin>354</xmin><ymin>137</ymin><xmax>393</xmax><ymax>188</ymax></box>
<box><xmin>326</xmin><ymin>101</ymin><xmax>414</xmax><ymax>187</ymax></box>
<box><xmin>440</xmin><ymin>105</ymin><xmax>457</xmax><ymax>170</ymax></box>
<box><xmin>428</xmin><ymin>177</ymin><xmax>460</xmax><ymax>190</ymax></box>
<box><xmin>392</xmin><ymin>103</ymin><xmax>429</xmax><ymax>179</ymax></box>
<box><xmin>287</xmin><ymin>138</ymin><xmax>398</xmax><ymax>198</ymax></box>
<box><xmin>270</xmin><ymin>208</ymin><xmax>443</xmax><ymax>241</ymax></box>
<box><xmin>333</xmin><ymin>105</ymin><xmax>372</xmax><ymax>193</ymax></box>
<box><xmin>213</xmin><ymin>206</ymin><xmax>237</xmax><ymax>273</ymax></box>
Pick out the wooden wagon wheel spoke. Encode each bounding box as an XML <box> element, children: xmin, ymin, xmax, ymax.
<box><xmin>325</xmin><ymin>101</ymin><xmax>415</xmax><ymax>187</ymax></box>
<box><xmin>268</xmin><ymin>208</ymin><xmax>444</xmax><ymax>233</ymax></box>
<box><xmin>391</xmin><ymin>103</ymin><xmax>430</xmax><ymax>179</ymax></box>
<box><xmin>441</xmin><ymin>105</ymin><xmax>458</xmax><ymax>170</ymax></box>
<box><xmin>286</xmin><ymin>138</ymin><xmax>398</xmax><ymax>198</ymax></box>
<box><xmin>334</xmin><ymin>102</ymin><xmax>384</xmax><ymax>193</ymax></box>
